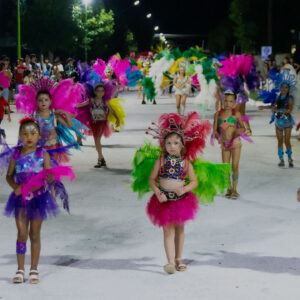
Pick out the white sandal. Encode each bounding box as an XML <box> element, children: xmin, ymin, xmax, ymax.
<box><xmin>175</xmin><ymin>258</ymin><xmax>187</xmax><ymax>272</ymax></box>
<box><xmin>13</xmin><ymin>269</ymin><xmax>25</xmax><ymax>284</ymax></box>
<box><xmin>29</xmin><ymin>270</ymin><xmax>40</xmax><ymax>284</ymax></box>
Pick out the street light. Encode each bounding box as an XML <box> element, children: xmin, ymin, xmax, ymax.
<box><xmin>154</xmin><ymin>26</ymin><xmax>159</xmax><ymax>31</ymax></box>
<box><xmin>146</xmin><ymin>13</ymin><xmax>152</xmax><ymax>19</ymax></box>
<box><xmin>134</xmin><ymin>0</ymin><xmax>140</xmax><ymax>5</ymax></box>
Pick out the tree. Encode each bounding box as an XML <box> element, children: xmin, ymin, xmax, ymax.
<box><xmin>207</xmin><ymin>20</ymin><xmax>234</xmax><ymax>54</ymax></box>
<box><xmin>229</xmin><ymin>0</ymin><xmax>266</xmax><ymax>53</ymax></box>
<box><xmin>126</xmin><ymin>30</ymin><xmax>138</xmax><ymax>54</ymax></box>
<box><xmin>72</xmin><ymin>1</ymin><xmax>114</xmax><ymax>60</ymax></box>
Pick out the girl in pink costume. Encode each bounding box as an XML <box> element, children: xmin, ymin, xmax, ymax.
<box><xmin>146</xmin><ymin>112</ymin><xmax>210</xmax><ymax>274</ymax></box>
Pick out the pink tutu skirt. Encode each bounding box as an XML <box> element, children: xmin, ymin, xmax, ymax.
<box><xmin>146</xmin><ymin>192</ymin><xmax>199</xmax><ymax>227</ymax></box>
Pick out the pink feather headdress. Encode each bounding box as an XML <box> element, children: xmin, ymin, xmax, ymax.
<box><xmin>146</xmin><ymin>112</ymin><xmax>211</xmax><ymax>160</ymax></box>
<box><xmin>15</xmin><ymin>78</ymin><xmax>83</xmax><ymax>115</ymax></box>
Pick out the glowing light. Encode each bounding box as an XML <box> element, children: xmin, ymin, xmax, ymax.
<box><xmin>146</xmin><ymin>13</ymin><xmax>152</xmax><ymax>19</ymax></box>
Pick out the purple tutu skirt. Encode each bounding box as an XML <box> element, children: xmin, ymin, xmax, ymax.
<box><xmin>146</xmin><ymin>192</ymin><xmax>199</xmax><ymax>227</ymax></box>
<box><xmin>4</xmin><ymin>191</ymin><xmax>59</xmax><ymax>220</ymax></box>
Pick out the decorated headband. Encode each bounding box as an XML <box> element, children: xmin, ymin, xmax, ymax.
<box><xmin>19</xmin><ymin>117</ymin><xmax>40</xmax><ymax>132</ymax></box>
<box><xmin>224</xmin><ymin>89</ymin><xmax>235</xmax><ymax>95</ymax></box>
<box><xmin>278</xmin><ymin>70</ymin><xmax>297</xmax><ymax>91</ymax></box>
<box><xmin>30</xmin><ymin>77</ymin><xmax>56</xmax><ymax>93</ymax></box>
<box><xmin>105</xmin><ymin>65</ymin><xmax>114</xmax><ymax>74</ymax></box>
<box><xmin>146</xmin><ymin>112</ymin><xmax>211</xmax><ymax>160</ymax></box>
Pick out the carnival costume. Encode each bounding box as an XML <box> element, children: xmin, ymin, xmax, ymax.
<box><xmin>14</xmin><ymin>78</ymin><xmax>88</xmax><ymax>163</ymax></box>
<box><xmin>131</xmin><ymin>112</ymin><xmax>231</xmax><ymax>227</ymax></box>
<box><xmin>258</xmin><ymin>70</ymin><xmax>297</xmax><ymax>164</ymax></box>
<box><xmin>218</xmin><ymin>54</ymin><xmax>259</xmax><ymax>104</ymax></box>
<box><xmin>4</xmin><ymin>146</ymin><xmax>74</xmax><ymax>220</ymax></box>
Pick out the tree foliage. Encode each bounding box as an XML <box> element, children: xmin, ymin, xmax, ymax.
<box><xmin>72</xmin><ymin>1</ymin><xmax>114</xmax><ymax>58</ymax></box>
<box><xmin>229</xmin><ymin>0</ymin><xmax>259</xmax><ymax>53</ymax></box>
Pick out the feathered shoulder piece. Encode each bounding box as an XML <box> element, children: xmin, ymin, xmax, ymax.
<box><xmin>146</xmin><ymin>112</ymin><xmax>211</xmax><ymax>160</ymax></box>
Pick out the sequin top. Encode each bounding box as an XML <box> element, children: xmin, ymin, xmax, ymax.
<box><xmin>34</xmin><ymin>110</ymin><xmax>56</xmax><ymax>131</ymax></box>
<box><xmin>159</xmin><ymin>155</ymin><xmax>186</xmax><ymax>181</ymax></box>
<box><xmin>13</xmin><ymin>147</ymin><xmax>45</xmax><ymax>184</ymax></box>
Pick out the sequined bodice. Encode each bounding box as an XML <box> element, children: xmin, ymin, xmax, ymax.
<box><xmin>91</xmin><ymin>100</ymin><xmax>108</xmax><ymax>121</ymax></box>
<box><xmin>34</xmin><ymin>110</ymin><xmax>55</xmax><ymax>131</ymax></box>
<box><xmin>159</xmin><ymin>155</ymin><xmax>186</xmax><ymax>181</ymax></box>
<box><xmin>13</xmin><ymin>147</ymin><xmax>44</xmax><ymax>184</ymax></box>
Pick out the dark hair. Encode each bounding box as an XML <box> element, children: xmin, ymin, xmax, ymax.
<box><xmin>19</xmin><ymin>119</ymin><xmax>40</xmax><ymax>134</ymax></box>
<box><xmin>58</xmin><ymin>71</ymin><xmax>65</xmax><ymax>79</ymax></box>
<box><xmin>71</xmin><ymin>71</ymin><xmax>80</xmax><ymax>82</ymax></box>
<box><xmin>0</xmin><ymin>86</ymin><xmax>3</xmax><ymax>91</ymax></box>
<box><xmin>0</xmin><ymin>62</ymin><xmax>5</xmax><ymax>71</ymax></box>
<box><xmin>36</xmin><ymin>90</ymin><xmax>51</xmax><ymax>100</ymax></box>
<box><xmin>23</xmin><ymin>70</ymin><xmax>30</xmax><ymax>77</ymax></box>
<box><xmin>94</xmin><ymin>83</ymin><xmax>105</xmax><ymax>91</ymax></box>
<box><xmin>30</xmin><ymin>54</ymin><xmax>36</xmax><ymax>59</ymax></box>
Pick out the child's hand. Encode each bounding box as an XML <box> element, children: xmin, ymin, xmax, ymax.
<box><xmin>258</xmin><ymin>106</ymin><xmax>264</xmax><ymax>110</ymax></box>
<box><xmin>8</xmin><ymin>116</ymin><xmax>11</xmax><ymax>122</ymax></box>
<box><xmin>14</xmin><ymin>186</ymin><xmax>21</xmax><ymax>196</ymax></box>
<box><xmin>175</xmin><ymin>186</ymin><xmax>185</xmax><ymax>197</ymax></box>
<box><xmin>157</xmin><ymin>192</ymin><xmax>167</xmax><ymax>203</ymax></box>
<box><xmin>297</xmin><ymin>188</ymin><xmax>300</xmax><ymax>202</ymax></box>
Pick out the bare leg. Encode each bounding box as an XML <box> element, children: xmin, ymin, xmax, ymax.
<box><xmin>175</xmin><ymin>225</ymin><xmax>184</xmax><ymax>259</ymax></box>
<box><xmin>93</xmin><ymin>135</ymin><xmax>103</xmax><ymax>160</ymax></box>
<box><xmin>15</xmin><ymin>217</ymin><xmax>29</xmax><ymax>271</ymax></box>
<box><xmin>284</xmin><ymin>127</ymin><xmax>292</xmax><ymax>149</ymax></box>
<box><xmin>276</xmin><ymin>127</ymin><xmax>284</xmax><ymax>149</ymax></box>
<box><xmin>175</xmin><ymin>94</ymin><xmax>181</xmax><ymax>114</ymax></box>
<box><xmin>181</xmin><ymin>95</ymin><xmax>187</xmax><ymax>115</ymax></box>
<box><xmin>231</xmin><ymin>146</ymin><xmax>242</xmax><ymax>193</ymax></box>
<box><xmin>222</xmin><ymin>149</ymin><xmax>232</xmax><ymax>189</ymax></box>
<box><xmin>29</xmin><ymin>219</ymin><xmax>42</xmax><ymax>270</ymax></box>
<box><xmin>163</xmin><ymin>225</ymin><xmax>175</xmax><ymax>265</ymax></box>
<box><xmin>284</xmin><ymin>127</ymin><xmax>293</xmax><ymax>164</ymax></box>
<box><xmin>138</xmin><ymin>86</ymin><xmax>142</xmax><ymax>99</ymax></box>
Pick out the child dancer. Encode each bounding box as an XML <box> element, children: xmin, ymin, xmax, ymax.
<box><xmin>132</xmin><ymin>112</ymin><xmax>231</xmax><ymax>274</ymax></box>
<box><xmin>148</xmin><ymin>129</ymin><xmax>199</xmax><ymax>274</ymax></box>
<box><xmin>4</xmin><ymin>117</ymin><xmax>74</xmax><ymax>284</ymax></box>
<box><xmin>0</xmin><ymin>85</ymin><xmax>11</xmax><ymax>141</ymax></box>
<box><xmin>15</xmin><ymin>78</ymin><xmax>84</xmax><ymax>164</ymax></box>
<box><xmin>213</xmin><ymin>90</ymin><xmax>246</xmax><ymax>199</ymax></box>
<box><xmin>76</xmin><ymin>83</ymin><xmax>123</xmax><ymax>168</ymax></box>
<box><xmin>258</xmin><ymin>70</ymin><xmax>296</xmax><ymax>167</ymax></box>
<box><xmin>174</xmin><ymin>67</ymin><xmax>191</xmax><ymax>115</ymax></box>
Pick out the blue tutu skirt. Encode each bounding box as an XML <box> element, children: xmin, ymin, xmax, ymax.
<box><xmin>275</xmin><ymin>114</ymin><xmax>295</xmax><ymax>130</ymax></box>
<box><xmin>4</xmin><ymin>191</ymin><xmax>59</xmax><ymax>220</ymax></box>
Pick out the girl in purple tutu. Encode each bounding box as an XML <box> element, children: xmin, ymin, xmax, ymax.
<box><xmin>4</xmin><ymin>117</ymin><xmax>74</xmax><ymax>284</ymax></box>
<box><xmin>146</xmin><ymin>113</ymin><xmax>211</xmax><ymax>274</ymax></box>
